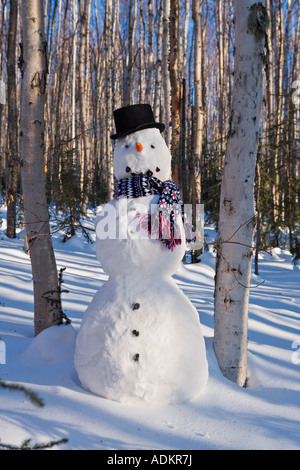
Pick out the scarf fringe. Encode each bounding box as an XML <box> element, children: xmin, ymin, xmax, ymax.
<box><xmin>114</xmin><ymin>176</ymin><xmax>197</xmax><ymax>251</ymax></box>
<box><xmin>138</xmin><ymin>211</ymin><xmax>197</xmax><ymax>251</ymax></box>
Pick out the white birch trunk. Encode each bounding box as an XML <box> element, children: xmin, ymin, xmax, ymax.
<box><xmin>71</xmin><ymin>0</ymin><xmax>77</xmax><ymax>166</ymax></box>
<box><xmin>78</xmin><ymin>0</ymin><xmax>91</xmax><ymax>205</ymax></box>
<box><xmin>153</xmin><ymin>0</ymin><xmax>163</xmax><ymax>121</ymax></box>
<box><xmin>169</xmin><ymin>0</ymin><xmax>180</xmax><ymax>184</ymax></box>
<box><xmin>182</xmin><ymin>0</ymin><xmax>190</xmax><ymax>82</ymax></box>
<box><xmin>105</xmin><ymin>0</ymin><xmax>114</xmax><ymax>201</ymax></box>
<box><xmin>192</xmin><ymin>0</ymin><xmax>204</xmax><ymax>207</ymax></box>
<box><xmin>273</xmin><ymin>0</ymin><xmax>284</xmax><ymax>222</ymax></box>
<box><xmin>6</xmin><ymin>0</ymin><xmax>18</xmax><ymax>238</ymax></box>
<box><xmin>145</xmin><ymin>0</ymin><xmax>154</xmax><ymax>105</ymax></box>
<box><xmin>162</xmin><ymin>0</ymin><xmax>170</xmax><ymax>146</ymax></box>
<box><xmin>138</xmin><ymin>0</ymin><xmax>144</xmax><ymax>102</ymax></box>
<box><xmin>213</xmin><ymin>0</ymin><xmax>267</xmax><ymax>386</ymax></box>
<box><xmin>123</xmin><ymin>0</ymin><xmax>137</xmax><ymax>106</ymax></box>
<box><xmin>20</xmin><ymin>0</ymin><xmax>62</xmax><ymax>336</ymax></box>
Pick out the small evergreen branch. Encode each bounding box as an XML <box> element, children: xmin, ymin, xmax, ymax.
<box><xmin>42</xmin><ymin>267</ymin><xmax>71</xmax><ymax>325</ymax></box>
<box><xmin>0</xmin><ymin>437</ymin><xmax>68</xmax><ymax>450</ymax></box>
<box><xmin>57</xmin><ymin>267</ymin><xmax>72</xmax><ymax>325</ymax></box>
<box><xmin>0</xmin><ymin>378</ymin><xmax>44</xmax><ymax>407</ymax></box>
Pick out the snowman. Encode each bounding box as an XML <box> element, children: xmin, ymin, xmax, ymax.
<box><xmin>74</xmin><ymin>104</ymin><xmax>208</xmax><ymax>405</ymax></box>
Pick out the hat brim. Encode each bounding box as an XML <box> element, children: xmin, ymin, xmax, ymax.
<box><xmin>110</xmin><ymin>122</ymin><xmax>165</xmax><ymax>140</ymax></box>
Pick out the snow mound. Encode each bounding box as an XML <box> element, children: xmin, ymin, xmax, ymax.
<box><xmin>22</xmin><ymin>325</ymin><xmax>76</xmax><ymax>363</ymax></box>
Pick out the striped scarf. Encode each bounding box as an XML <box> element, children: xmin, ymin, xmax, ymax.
<box><xmin>113</xmin><ymin>176</ymin><xmax>196</xmax><ymax>250</ymax></box>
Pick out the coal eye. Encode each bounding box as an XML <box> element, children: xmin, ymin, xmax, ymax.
<box><xmin>125</xmin><ymin>144</ymin><xmax>129</xmax><ymax>148</ymax></box>
<box><xmin>151</xmin><ymin>144</ymin><xmax>155</xmax><ymax>149</ymax></box>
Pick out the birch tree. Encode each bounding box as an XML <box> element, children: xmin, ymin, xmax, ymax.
<box><xmin>153</xmin><ymin>0</ymin><xmax>163</xmax><ymax>121</ymax></box>
<box><xmin>78</xmin><ymin>0</ymin><xmax>92</xmax><ymax>208</ymax></box>
<box><xmin>273</xmin><ymin>0</ymin><xmax>284</xmax><ymax>223</ymax></box>
<box><xmin>6</xmin><ymin>0</ymin><xmax>18</xmax><ymax>238</ymax></box>
<box><xmin>71</xmin><ymin>0</ymin><xmax>77</xmax><ymax>162</ymax></box>
<box><xmin>0</xmin><ymin>1</ymin><xmax>7</xmax><ymax>192</ymax></box>
<box><xmin>213</xmin><ymin>0</ymin><xmax>268</xmax><ymax>386</ymax></box>
<box><xmin>162</xmin><ymin>0</ymin><xmax>170</xmax><ymax>146</ymax></box>
<box><xmin>123</xmin><ymin>0</ymin><xmax>137</xmax><ymax>106</ymax></box>
<box><xmin>104</xmin><ymin>0</ymin><xmax>114</xmax><ymax>201</ymax></box>
<box><xmin>169</xmin><ymin>0</ymin><xmax>180</xmax><ymax>185</ymax></box>
<box><xmin>145</xmin><ymin>0</ymin><xmax>154</xmax><ymax>104</ymax></box>
<box><xmin>192</xmin><ymin>0</ymin><xmax>204</xmax><ymax>212</ymax></box>
<box><xmin>19</xmin><ymin>0</ymin><xmax>62</xmax><ymax>336</ymax></box>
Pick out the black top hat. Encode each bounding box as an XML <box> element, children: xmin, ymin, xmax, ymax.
<box><xmin>110</xmin><ymin>104</ymin><xmax>165</xmax><ymax>140</ymax></box>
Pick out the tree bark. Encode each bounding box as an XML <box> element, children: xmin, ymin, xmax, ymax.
<box><xmin>20</xmin><ymin>0</ymin><xmax>62</xmax><ymax>336</ymax></box>
<box><xmin>138</xmin><ymin>0</ymin><xmax>144</xmax><ymax>102</ymax></box>
<box><xmin>162</xmin><ymin>0</ymin><xmax>170</xmax><ymax>146</ymax></box>
<box><xmin>214</xmin><ymin>0</ymin><xmax>225</xmax><ymax>157</ymax></box>
<box><xmin>153</xmin><ymin>0</ymin><xmax>163</xmax><ymax>122</ymax></box>
<box><xmin>169</xmin><ymin>0</ymin><xmax>180</xmax><ymax>185</ymax></box>
<box><xmin>104</xmin><ymin>0</ymin><xmax>114</xmax><ymax>201</ymax></box>
<box><xmin>145</xmin><ymin>0</ymin><xmax>154</xmax><ymax>105</ymax></box>
<box><xmin>213</xmin><ymin>0</ymin><xmax>267</xmax><ymax>386</ymax></box>
<box><xmin>192</xmin><ymin>0</ymin><xmax>204</xmax><ymax>222</ymax></box>
<box><xmin>123</xmin><ymin>0</ymin><xmax>137</xmax><ymax>106</ymax></box>
<box><xmin>6</xmin><ymin>0</ymin><xmax>19</xmax><ymax>238</ymax></box>
<box><xmin>78</xmin><ymin>0</ymin><xmax>92</xmax><ymax>211</ymax></box>
<box><xmin>0</xmin><ymin>1</ymin><xmax>7</xmax><ymax>194</ymax></box>
<box><xmin>71</xmin><ymin>0</ymin><xmax>77</xmax><ymax>166</ymax></box>
<box><xmin>273</xmin><ymin>0</ymin><xmax>284</xmax><ymax>225</ymax></box>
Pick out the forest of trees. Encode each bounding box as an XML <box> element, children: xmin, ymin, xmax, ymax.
<box><xmin>0</xmin><ymin>0</ymin><xmax>299</xmax><ymax>259</ymax></box>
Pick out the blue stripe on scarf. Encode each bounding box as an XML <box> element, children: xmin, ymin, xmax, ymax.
<box><xmin>113</xmin><ymin>176</ymin><xmax>196</xmax><ymax>250</ymax></box>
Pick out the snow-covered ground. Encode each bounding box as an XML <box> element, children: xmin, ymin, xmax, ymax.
<box><xmin>0</xmin><ymin>206</ymin><xmax>300</xmax><ymax>450</ymax></box>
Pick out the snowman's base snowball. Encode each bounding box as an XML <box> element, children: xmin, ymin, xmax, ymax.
<box><xmin>74</xmin><ymin>275</ymin><xmax>208</xmax><ymax>405</ymax></box>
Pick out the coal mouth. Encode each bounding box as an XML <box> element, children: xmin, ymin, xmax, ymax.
<box><xmin>129</xmin><ymin>168</ymin><xmax>160</xmax><ymax>177</ymax></box>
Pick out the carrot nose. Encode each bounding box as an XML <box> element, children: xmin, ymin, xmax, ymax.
<box><xmin>136</xmin><ymin>142</ymin><xmax>143</xmax><ymax>152</ymax></box>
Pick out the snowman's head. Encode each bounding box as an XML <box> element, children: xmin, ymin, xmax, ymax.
<box><xmin>113</xmin><ymin>128</ymin><xmax>171</xmax><ymax>182</ymax></box>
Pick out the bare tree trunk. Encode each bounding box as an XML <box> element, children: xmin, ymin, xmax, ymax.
<box><xmin>192</xmin><ymin>0</ymin><xmax>204</xmax><ymax>213</ymax></box>
<box><xmin>162</xmin><ymin>0</ymin><xmax>170</xmax><ymax>146</ymax></box>
<box><xmin>145</xmin><ymin>0</ymin><xmax>154</xmax><ymax>105</ymax></box>
<box><xmin>138</xmin><ymin>0</ymin><xmax>144</xmax><ymax>102</ymax></box>
<box><xmin>44</xmin><ymin>0</ymin><xmax>58</xmax><ymax>165</ymax></box>
<box><xmin>71</xmin><ymin>0</ymin><xmax>77</xmax><ymax>167</ymax></box>
<box><xmin>20</xmin><ymin>0</ymin><xmax>62</xmax><ymax>336</ymax></box>
<box><xmin>214</xmin><ymin>0</ymin><xmax>226</xmax><ymax>162</ymax></box>
<box><xmin>254</xmin><ymin>158</ymin><xmax>261</xmax><ymax>275</ymax></box>
<box><xmin>153</xmin><ymin>0</ymin><xmax>163</xmax><ymax>121</ymax></box>
<box><xmin>265</xmin><ymin>0</ymin><xmax>275</xmax><ymax>221</ymax></box>
<box><xmin>123</xmin><ymin>0</ymin><xmax>137</xmax><ymax>106</ymax></box>
<box><xmin>104</xmin><ymin>0</ymin><xmax>114</xmax><ymax>201</ymax></box>
<box><xmin>78</xmin><ymin>0</ymin><xmax>91</xmax><ymax>210</ymax></box>
<box><xmin>213</xmin><ymin>0</ymin><xmax>267</xmax><ymax>386</ymax></box>
<box><xmin>112</xmin><ymin>0</ymin><xmax>121</xmax><ymax>111</ymax></box>
<box><xmin>53</xmin><ymin>0</ymin><xmax>64</xmax><ymax>211</ymax></box>
<box><xmin>273</xmin><ymin>0</ymin><xmax>284</xmax><ymax>225</ymax></box>
<box><xmin>179</xmin><ymin>0</ymin><xmax>190</xmax><ymax>202</ymax></box>
<box><xmin>0</xmin><ymin>1</ymin><xmax>7</xmax><ymax>194</ymax></box>
<box><xmin>169</xmin><ymin>0</ymin><xmax>180</xmax><ymax>185</ymax></box>
<box><xmin>6</xmin><ymin>0</ymin><xmax>19</xmax><ymax>238</ymax></box>
<box><xmin>291</xmin><ymin>0</ymin><xmax>300</xmax><ymax>207</ymax></box>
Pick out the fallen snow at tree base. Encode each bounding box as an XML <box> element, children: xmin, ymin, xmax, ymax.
<box><xmin>0</xmin><ymin>207</ymin><xmax>300</xmax><ymax>450</ymax></box>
